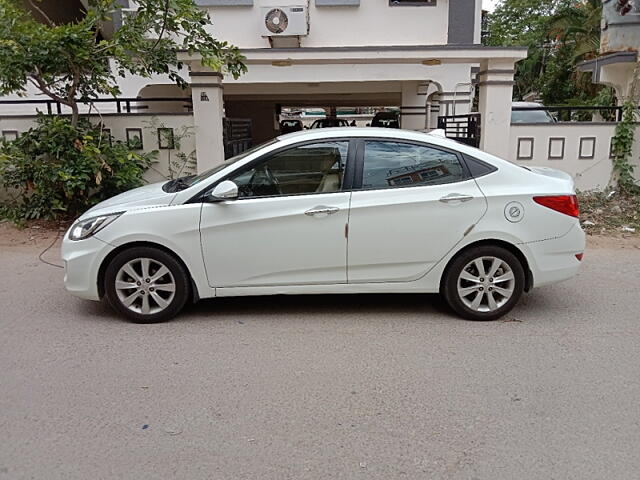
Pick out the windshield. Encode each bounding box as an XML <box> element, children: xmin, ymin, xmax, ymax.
<box><xmin>176</xmin><ymin>139</ymin><xmax>279</xmax><ymax>189</ymax></box>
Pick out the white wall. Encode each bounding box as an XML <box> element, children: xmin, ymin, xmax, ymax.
<box><xmin>203</xmin><ymin>0</ymin><xmax>452</xmax><ymax>48</ymax></box>
<box><xmin>0</xmin><ymin>114</ymin><xmax>196</xmax><ymax>184</ymax></box>
<box><xmin>224</xmin><ymin>61</ymin><xmax>473</xmax><ymax>87</ymax></box>
<box><xmin>510</xmin><ymin>123</ymin><xmax>640</xmax><ymax>191</ymax></box>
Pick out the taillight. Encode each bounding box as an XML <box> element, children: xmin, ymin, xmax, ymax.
<box><xmin>533</xmin><ymin>195</ymin><xmax>579</xmax><ymax>218</ymax></box>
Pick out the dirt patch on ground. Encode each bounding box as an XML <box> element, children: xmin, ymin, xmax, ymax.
<box><xmin>578</xmin><ymin>191</ymin><xmax>640</xmax><ymax>236</ymax></box>
<box><xmin>586</xmin><ymin>233</ymin><xmax>640</xmax><ymax>250</ymax></box>
<box><xmin>0</xmin><ymin>220</ymin><xmax>69</xmax><ymax>250</ymax></box>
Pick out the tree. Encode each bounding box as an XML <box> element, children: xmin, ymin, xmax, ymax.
<box><xmin>485</xmin><ymin>0</ymin><xmax>566</xmax><ymax>100</ymax></box>
<box><xmin>487</xmin><ymin>0</ymin><xmax>613</xmax><ymax>105</ymax></box>
<box><xmin>485</xmin><ymin>0</ymin><xmax>609</xmax><ymax>105</ymax></box>
<box><xmin>549</xmin><ymin>0</ymin><xmax>601</xmax><ymax>62</ymax></box>
<box><xmin>485</xmin><ymin>0</ymin><xmax>560</xmax><ymax>48</ymax></box>
<box><xmin>0</xmin><ymin>0</ymin><xmax>246</xmax><ymax>126</ymax></box>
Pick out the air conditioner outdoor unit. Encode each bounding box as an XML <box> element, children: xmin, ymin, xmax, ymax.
<box><xmin>260</xmin><ymin>6</ymin><xmax>309</xmax><ymax>36</ymax></box>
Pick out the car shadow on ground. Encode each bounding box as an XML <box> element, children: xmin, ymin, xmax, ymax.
<box><xmin>72</xmin><ymin>292</ymin><xmax>459</xmax><ymax>324</ymax></box>
<box><xmin>183</xmin><ymin>292</ymin><xmax>452</xmax><ymax>319</ymax></box>
<box><xmin>73</xmin><ymin>289</ymin><xmax>563</xmax><ymax>326</ymax></box>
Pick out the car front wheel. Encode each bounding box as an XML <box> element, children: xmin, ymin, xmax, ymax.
<box><xmin>442</xmin><ymin>246</ymin><xmax>525</xmax><ymax>321</ymax></box>
<box><xmin>104</xmin><ymin>247</ymin><xmax>190</xmax><ymax>323</ymax></box>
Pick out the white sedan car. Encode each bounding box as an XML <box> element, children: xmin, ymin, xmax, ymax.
<box><xmin>62</xmin><ymin>128</ymin><xmax>585</xmax><ymax>323</ymax></box>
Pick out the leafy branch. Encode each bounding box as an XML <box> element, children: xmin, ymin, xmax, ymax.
<box><xmin>0</xmin><ymin>0</ymin><xmax>246</xmax><ymax>126</ymax></box>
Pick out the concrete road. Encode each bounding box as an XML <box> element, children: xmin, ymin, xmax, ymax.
<box><xmin>1</xmin><ymin>239</ymin><xmax>639</xmax><ymax>479</ymax></box>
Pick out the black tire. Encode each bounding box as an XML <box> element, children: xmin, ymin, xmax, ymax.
<box><xmin>104</xmin><ymin>247</ymin><xmax>190</xmax><ymax>323</ymax></box>
<box><xmin>442</xmin><ymin>245</ymin><xmax>525</xmax><ymax>321</ymax></box>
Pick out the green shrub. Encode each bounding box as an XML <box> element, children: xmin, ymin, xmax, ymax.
<box><xmin>0</xmin><ymin>115</ymin><xmax>156</xmax><ymax>220</ymax></box>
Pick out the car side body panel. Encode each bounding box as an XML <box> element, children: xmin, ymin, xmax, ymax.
<box><xmin>347</xmin><ymin>179</ymin><xmax>487</xmax><ymax>283</ymax></box>
<box><xmin>200</xmin><ymin>192</ymin><xmax>351</xmax><ymax>287</ymax></box>
<box><xmin>91</xmin><ymin>204</ymin><xmax>212</xmax><ymax>300</ymax></box>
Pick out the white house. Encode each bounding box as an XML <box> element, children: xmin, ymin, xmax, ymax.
<box><xmin>0</xmin><ymin>0</ymin><xmax>527</xmax><ymax>174</ymax></box>
<box><xmin>4</xmin><ymin>1</ymin><xmax>637</xmax><ymax>192</ymax></box>
<box><xmin>176</xmin><ymin>0</ymin><xmax>527</xmax><ymax>170</ymax></box>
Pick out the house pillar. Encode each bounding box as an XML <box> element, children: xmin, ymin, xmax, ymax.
<box><xmin>478</xmin><ymin>60</ymin><xmax>516</xmax><ymax>159</ymax></box>
<box><xmin>599</xmin><ymin>63</ymin><xmax>637</xmax><ymax>104</ymax></box>
<box><xmin>401</xmin><ymin>81</ymin><xmax>427</xmax><ymax>131</ymax></box>
<box><xmin>190</xmin><ymin>71</ymin><xmax>225</xmax><ymax>173</ymax></box>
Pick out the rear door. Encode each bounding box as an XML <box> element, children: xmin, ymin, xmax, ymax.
<box><xmin>347</xmin><ymin>139</ymin><xmax>487</xmax><ymax>283</ymax></box>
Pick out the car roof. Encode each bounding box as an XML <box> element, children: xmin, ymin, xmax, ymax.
<box><xmin>274</xmin><ymin>127</ymin><xmax>522</xmax><ymax>172</ymax></box>
<box><xmin>278</xmin><ymin>127</ymin><xmax>450</xmax><ymax>145</ymax></box>
<box><xmin>512</xmin><ymin>101</ymin><xmax>544</xmax><ymax>108</ymax></box>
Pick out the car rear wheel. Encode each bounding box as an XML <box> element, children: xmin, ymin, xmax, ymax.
<box><xmin>442</xmin><ymin>246</ymin><xmax>525</xmax><ymax>321</ymax></box>
<box><xmin>104</xmin><ymin>247</ymin><xmax>190</xmax><ymax>323</ymax></box>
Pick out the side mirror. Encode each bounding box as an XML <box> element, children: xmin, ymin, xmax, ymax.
<box><xmin>210</xmin><ymin>180</ymin><xmax>239</xmax><ymax>201</ymax></box>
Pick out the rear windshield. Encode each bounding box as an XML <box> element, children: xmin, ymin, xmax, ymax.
<box><xmin>511</xmin><ymin>110</ymin><xmax>555</xmax><ymax>124</ymax></box>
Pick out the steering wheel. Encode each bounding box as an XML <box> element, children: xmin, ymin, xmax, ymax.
<box><xmin>244</xmin><ymin>165</ymin><xmax>281</xmax><ymax>197</ymax></box>
<box><xmin>263</xmin><ymin>165</ymin><xmax>282</xmax><ymax>195</ymax></box>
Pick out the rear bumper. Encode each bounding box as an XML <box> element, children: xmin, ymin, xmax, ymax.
<box><xmin>523</xmin><ymin>223</ymin><xmax>586</xmax><ymax>288</ymax></box>
<box><xmin>61</xmin><ymin>235</ymin><xmax>114</xmax><ymax>301</ymax></box>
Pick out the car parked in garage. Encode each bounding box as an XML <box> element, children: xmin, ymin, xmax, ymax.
<box><xmin>62</xmin><ymin>128</ymin><xmax>585</xmax><ymax>323</ymax></box>
<box><xmin>511</xmin><ymin>102</ymin><xmax>557</xmax><ymax>124</ymax></box>
<box><xmin>310</xmin><ymin>118</ymin><xmax>351</xmax><ymax>129</ymax></box>
<box><xmin>279</xmin><ymin>119</ymin><xmax>303</xmax><ymax>134</ymax></box>
<box><xmin>371</xmin><ymin>111</ymin><xmax>400</xmax><ymax>128</ymax></box>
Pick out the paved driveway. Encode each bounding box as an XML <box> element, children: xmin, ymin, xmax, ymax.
<box><xmin>1</xmin><ymin>235</ymin><xmax>639</xmax><ymax>479</ymax></box>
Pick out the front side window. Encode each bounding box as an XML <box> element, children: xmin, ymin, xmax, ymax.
<box><xmin>362</xmin><ymin>140</ymin><xmax>465</xmax><ymax>190</ymax></box>
<box><xmin>230</xmin><ymin>141</ymin><xmax>349</xmax><ymax>198</ymax></box>
<box><xmin>175</xmin><ymin>139</ymin><xmax>279</xmax><ymax>190</ymax></box>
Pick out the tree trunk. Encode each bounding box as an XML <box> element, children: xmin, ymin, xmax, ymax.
<box><xmin>70</xmin><ymin>101</ymin><xmax>80</xmax><ymax>127</ymax></box>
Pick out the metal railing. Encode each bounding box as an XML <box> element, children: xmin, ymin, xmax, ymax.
<box><xmin>223</xmin><ymin>118</ymin><xmax>253</xmax><ymax>159</ymax></box>
<box><xmin>0</xmin><ymin>97</ymin><xmax>193</xmax><ymax>116</ymax></box>
<box><xmin>511</xmin><ymin>105</ymin><xmax>635</xmax><ymax>123</ymax></box>
<box><xmin>437</xmin><ymin>113</ymin><xmax>481</xmax><ymax>147</ymax></box>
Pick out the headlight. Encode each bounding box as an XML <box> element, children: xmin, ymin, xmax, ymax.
<box><xmin>68</xmin><ymin>212</ymin><xmax>124</xmax><ymax>241</ymax></box>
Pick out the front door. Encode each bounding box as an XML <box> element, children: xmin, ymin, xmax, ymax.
<box><xmin>347</xmin><ymin>139</ymin><xmax>487</xmax><ymax>283</ymax></box>
<box><xmin>200</xmin><ymin>140</ymin><xmax>352</xmax><ymax>287</ymax></box>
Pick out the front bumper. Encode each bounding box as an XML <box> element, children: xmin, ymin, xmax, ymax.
<box><xmin>61</xmin><ymin>234</ymin><xmax>114</xmax><ymax>301</ymax></box>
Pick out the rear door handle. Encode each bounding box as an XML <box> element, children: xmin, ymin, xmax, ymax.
<box><xmin>439</xmin><ymin>193</ymin><xmax>474</xmax><ymax>204</ymax></box>
<box><xmin>305</xmin><ymin>206</ymin><xmax>340</xmax><ymax>216</ymax></box>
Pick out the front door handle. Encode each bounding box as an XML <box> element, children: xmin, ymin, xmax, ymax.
<box><xmin>439</xmin><ymin>193</ymin><xmax>474</xmax><ymax>204</ymax></box>
<box><xmin>305</xmin><ymin>206</ymin><xmax>340</xmax><ymax>216</ymax></box>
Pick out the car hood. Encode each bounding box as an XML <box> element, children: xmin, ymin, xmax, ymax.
<box><xmin>79</xmin><ymin>181</ymin><xmax>176</xmax><ymax>220</ymax></box>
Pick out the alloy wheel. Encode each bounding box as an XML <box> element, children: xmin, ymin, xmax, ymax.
<box><xmin>457</xmin><ymin>256</ymin><xmax>515</xmax><ymax>313</ymax></box>
<box><xmin>114</xmin><ymin>257</ymin><xmax>176</xmax><ymax>315</ymax></box>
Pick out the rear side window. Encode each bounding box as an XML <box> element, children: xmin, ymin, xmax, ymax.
<box><xmin>463</xmin><ymin>154</ymin><xmax>497</xmax><ymax>178</ymax></box>
<box><xmin>362</xmin><ymin>140</ymin><xmax>466</xmax><ymax>190</ymax></box>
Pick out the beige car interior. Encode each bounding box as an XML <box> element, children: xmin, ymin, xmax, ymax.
<box><xmin>267</xmin><ymin>146</ymin><xmax>344</xmax><ymax>195</ymax></box>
